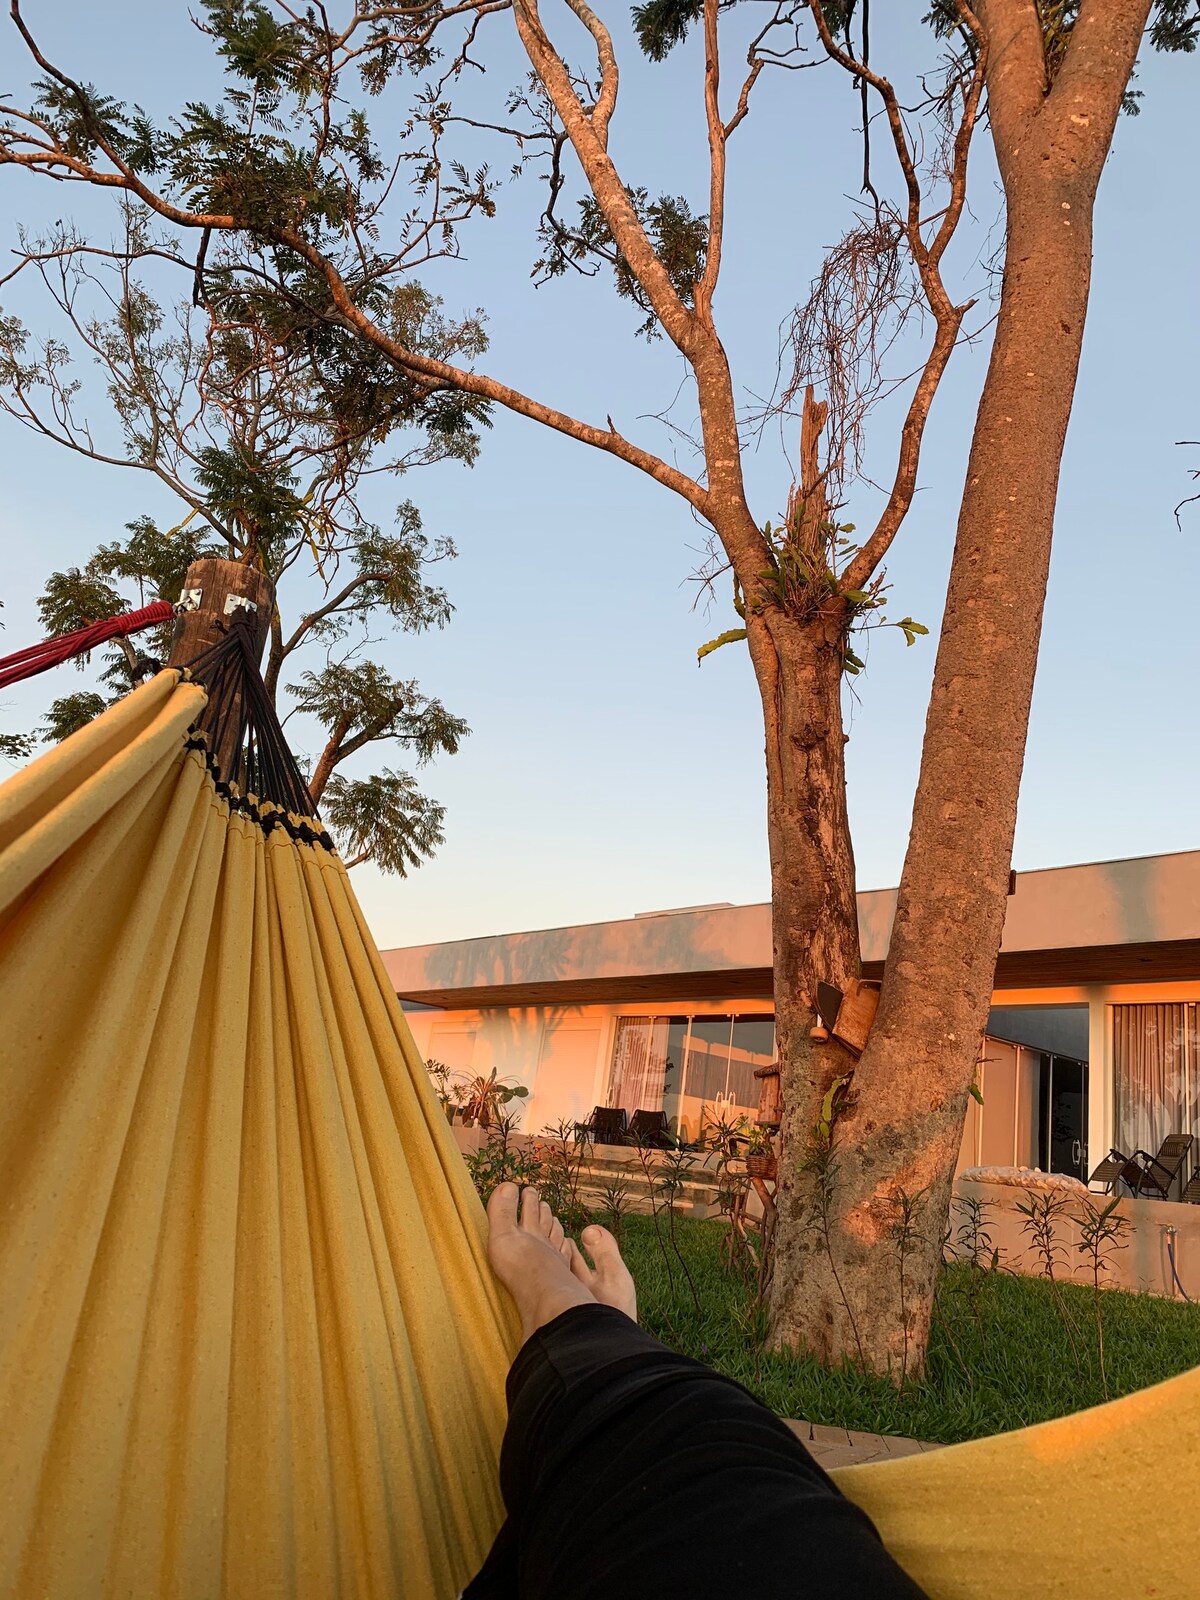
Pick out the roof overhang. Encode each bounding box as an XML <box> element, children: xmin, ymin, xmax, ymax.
<box><xmin>382</xmin><ymin>852</ymin><xmax>1200</xmax><ymax>1010</ymax></box>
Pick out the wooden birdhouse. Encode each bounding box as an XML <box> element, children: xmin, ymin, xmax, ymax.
<box><xmin>754</xmin><ymin>1063</ymin><xmax>782</xmax><ymax>1130</ymax></box>
<box><xmin>831</xmin><ymin>978</ymin><xmax>882</xmax><ymax>1057</ymax></box>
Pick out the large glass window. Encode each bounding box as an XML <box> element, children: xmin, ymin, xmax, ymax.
<box><xmin>609</xmin><ymin>1017</ymin><xmax>688</xmax><ymax>1120</ymax></box>
<box><xmin>685</xmin><ymin>1018</ymin><xmax>734</xmax><ymax>1107</ymax></box>
<box><xmin>608</xmin><ymin>1013</ymin><xmax>775</xmax><ymax>1143</ymax></box>
<box><xmin>1112</xmin><ymin>1003</ymin><xmax>1200</xmax><ymax>1157</ymax></box>
<box><xmin>730</xmin><ymin>1017</ymin><xmax>776</xmax><ymax>1106</ymax></box>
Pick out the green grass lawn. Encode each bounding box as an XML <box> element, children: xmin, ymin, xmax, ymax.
<box><xmin>615</xmin><ymin>1214</ymin><xmax>1200</xmax><ymax>1445</ymax></box>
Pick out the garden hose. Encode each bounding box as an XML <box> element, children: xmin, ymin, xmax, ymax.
<box><xmin>1166</xmin><ymin>1228</ymin><xmax>1193</xmax><ymax>1303</ymax></box>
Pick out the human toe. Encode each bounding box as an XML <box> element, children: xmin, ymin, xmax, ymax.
<box><xmin>582</xmin><ymin>1224</ymin><xmax>624</xmax><ymax>1271</ymax></box>
<box><xmin>488</xmin><ymin>1182</ymin><xmax>520</xmax><ymax>1236</ymax></box>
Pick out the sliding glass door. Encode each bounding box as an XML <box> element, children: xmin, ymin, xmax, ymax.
<box><xmin>608</xmin><ymin>1013</ymin><xmax>775</xmax><ymax>1142</ymax></box>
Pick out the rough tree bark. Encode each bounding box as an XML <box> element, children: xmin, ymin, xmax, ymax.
<box><xmin>769</xmin><ymin>0</ymin><xmax>1153</xmax><ymax>1374</ymax></box>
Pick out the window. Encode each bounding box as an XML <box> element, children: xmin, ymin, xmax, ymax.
<box><xmin>1112</xmin><ymin>1003</ymin><xmax>1200</xmax><ymax>1156</ymax></box>
<box><xmin>609</xmin><ymin>1016</ymin><xmax>688</xmax><ymax>1120</ymax></box>
<box><xmin>428</xmin><ymin>1026</ymin><xmax>477</xmax><ymax>1075</ymax></box>
<box><xmin>607</xmin><ymin>1013</ymin><xmax>774</xmax><ymax>1143</ymax></box>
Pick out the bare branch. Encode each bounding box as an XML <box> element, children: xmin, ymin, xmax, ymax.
<box><xmin>562</xmin><ymin>0</ymin><xmax>618</xmax><ymax>151</ymax></box>
<box><xmin>695</xmin><ymin>0</ymin><xmax>725</xmax><ymax>324</ymax></box>
<box><xmin>512</xmin><ymin>0</ymin><xmax>698</xmax><ymax>352</ymax></box>
<box><xmin>800</xmin><ymin>0</ymin><xmax>987</xmax><ymax>586</ymax></box>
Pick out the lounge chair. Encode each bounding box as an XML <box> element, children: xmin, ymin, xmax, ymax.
<box><xmin>580</xmin><ymin>1105</ymin><xmax>629</xmax><ymax>1146</ymax></box>
<box><xmin>1132</xmin><ymin>1133</ymin><xmax>1195</xmax><ymax>1200</ymax></box>
<box><xmin>628</xmin><ymin>1108</ymin><xmax>672</xmax><ymax>1148</ymax></box>
<box><xmin>1183</xmin><ymin>1172</ymin><xmax>1200</xmax><ymax>1205</ymax></box>
<box><xmin>1088</xmin><ymin>1148</ymin><xmax>1143</xmax><ymax>1194</ymax></box>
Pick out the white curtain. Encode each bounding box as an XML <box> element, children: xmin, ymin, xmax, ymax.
<box><xmin>1112</xmin><ymin>1002</ymin><xmax>1200</xmax><ymax>1156</ymax></box>
<box><xmin>609</xmin><ymin>1017</ymin><xmax>669</xmax><ymax>1115</ymax></box>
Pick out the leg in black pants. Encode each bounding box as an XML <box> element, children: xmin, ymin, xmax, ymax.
<box><xmin>465</xmin><ymin>1302</ymin><xmax>927</xmax><ymax>1599</ymax></box>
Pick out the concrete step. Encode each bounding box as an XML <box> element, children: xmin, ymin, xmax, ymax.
<box><xmin>574</xmin><ymin>1156</ymin><xmax>727</xmax><ymax>1219</ymax></box>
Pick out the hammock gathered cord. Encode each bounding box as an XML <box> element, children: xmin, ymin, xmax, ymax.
<box><xmin>1</xmin><ymin>625</ymin><xmax>1199</xmax><ymax>1599</ymax></box>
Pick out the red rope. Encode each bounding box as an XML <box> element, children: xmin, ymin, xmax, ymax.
<box><xmin>0</xmin><ymin>600</ymin><xmax>177</xmax><ymax>691</ymax></box>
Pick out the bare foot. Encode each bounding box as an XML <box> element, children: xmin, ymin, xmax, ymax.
<box><xmin>487</xmin><ymin>1183</ymin><xmax>595</xmax><ymax>1343</ymax></box>
<box><xmin>565</xmin><ymin>1224</ymin><xmax>638</xmax><ymax>1323</ymax></box>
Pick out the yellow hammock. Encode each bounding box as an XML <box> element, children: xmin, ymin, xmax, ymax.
<box><xmin>1</xmin><ymin>670</ymin><xmax>1198</xmax><ymax>1599</ymax></box>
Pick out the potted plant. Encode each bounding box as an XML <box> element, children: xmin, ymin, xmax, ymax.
<box><xmin>458</xmin><ymin>1069</ymin><xmax>529</xmax><ymax>1131</ymax></box>
<box><xmin>744</xmin><ymin>1124</ymin><xmax>777</xmax><ymax>1180</ymax></box>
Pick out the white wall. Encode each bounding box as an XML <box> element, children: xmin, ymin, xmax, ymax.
<box><xmin>402</xmin><ymin>978</ymin><xmax>1200</xmax><ymax>1165</ymax></box>
<box><xmin>402</xmin><ymin>1002</ymin><xmax>611</xmax><ymax>1134</ymax></box>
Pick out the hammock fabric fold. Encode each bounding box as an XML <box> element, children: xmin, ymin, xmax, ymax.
<box><xmin>0</xmin><ymin>670</ymin><xmax>518</xmax><ymax>1599</ymax></box>
<box><xmin>2</xmin><ymin>666</ymin><xmax>1198</xmax><ymax>1600</ymax></box>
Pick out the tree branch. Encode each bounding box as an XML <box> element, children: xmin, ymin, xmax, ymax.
<box><xmin>280</xmin><ymin>571</ymin><xmax>389</xmax><ymax>656</ymax></box>
<box><xmin>0</xmin><ymin>155</ymin><xmax>709</xmax><ymax>514</ymax></box>
<box><xmin>512</xmin><ymin>0</ymin><xmax>698</xmax><ymax>352</ymax></box>
<box><xmin>972</xmin><ymin>0</ymin><xmax>1049</xmax><ymax>144</ymax></box>
<box><xmin>562</xmin><ymin>0</ymin><xmax>618</xmax><ymax>151</ymax></box>
<box><xmin>806</xmin><ymin>0</ymin><xmax>986</xmax><ymax>588</ymax></box>
<box><xmin>696</xmin><ymin>0</ymin><xmax>725</xmax><ymax>324</ymax></box>
<box><xmin>1045</xmin><ymin>0</ymin><xmax>1155</xmax><ymax>138</ymax></box>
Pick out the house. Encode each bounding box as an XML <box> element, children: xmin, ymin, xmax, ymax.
<box><xmin>382</xmin><ymin>850</ymin><xmax>1200</xmax><ymax>1187</ymax></box>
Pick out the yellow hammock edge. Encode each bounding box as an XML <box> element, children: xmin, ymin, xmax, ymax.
<box><xmin>1</xmin><ymin>671</ymin><xmax>1197</xmax><ymax>1600</ymax></box>
<box><xmin>0</xmin><ymin>671</ymin><xmax>519</xmax><ymax>1600</ymax></box>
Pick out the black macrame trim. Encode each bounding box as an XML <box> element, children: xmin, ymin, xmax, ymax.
<box><xmin>175</xmin><ymin>621</ymin><xmax>329</xmax><ymax>846</ymax></box>
<box><xmin>183</xmin><ymin>734</ymin><xmax>335</xmax><ymax>850</ymax></box>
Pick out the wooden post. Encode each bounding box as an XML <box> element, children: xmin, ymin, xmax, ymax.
<box><xmin>167</xmin><ymin>558</ymin><xmax>274</xmax><ymax>668</ymax></box>
<box><xmin>167</xmin><ymin>558</ymin><xmax>275</xmax><ymax>782</ymax></box>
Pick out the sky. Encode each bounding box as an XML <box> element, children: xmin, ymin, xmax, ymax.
<box><xmin>1</xmin><ymin>4</ymin><xmax>1197</xmax><ymax>950</ymax></box>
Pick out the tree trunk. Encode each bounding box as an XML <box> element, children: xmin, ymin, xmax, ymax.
<box><xmin>746</xmin><ymin>604</ymin><xmax>869</xmax><ymax>1365</ymax></box>
<box><xmin>765</xmin><ymin>0</ymin><xmax>1151</xmax><ymax>1376</ymax></box>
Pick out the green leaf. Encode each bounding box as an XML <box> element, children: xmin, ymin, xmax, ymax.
<box><xmin>697</xmin><ymin>627</ymin><xmax>747</xmax><ymax>665</ymax></box>
<box><xmin>815</xmin><ymin>1073</ymin><xmax>853</xmax><ymax>1148</ymax></box>
<box><xmin>40</xmin><ymin>691</ymin><xmax>110</xmax><ymax>743</ymax></box>
<box><xmin>843</xmin><ymin>647</ymin><xmax>865</xmax><ymax>676</ymax></box>
<box><xmin>321</xmin><ymin>768</ymin><xmax>447</xmax><ymax>876</ymax></box>
<box><xmin>631</xmin><ymin>0</ymin><xmax>703</xmax><ymax>61</ymax></box>
<box><xmin>0</xmin><ymin>730</ymin><xmax>35</xmax><ymax>762</ymax></box>
<box><xmin>897</xmin><ymin>617</ymin><xmax>930</xmax><ymax>646</ymax></box>
<box><xmin>969</xmin><ymin>1081</ymin><xmax>985</xmax><ymax>1107</ymax></box>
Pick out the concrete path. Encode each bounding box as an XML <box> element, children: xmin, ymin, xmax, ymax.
<box><xmin>784</xmin><ymin>1419</ymin><xmax>943</xmax><ymax>1471</ymax></box>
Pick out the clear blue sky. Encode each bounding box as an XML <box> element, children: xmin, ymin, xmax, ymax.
<box><xmin>1</xmin><ymin>4</ymin><xmax>1196</xmax><ymax>948</ymax></box>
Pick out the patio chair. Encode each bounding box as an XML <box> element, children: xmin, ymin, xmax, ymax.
<box><xmin>628</xmin><ymin>1108</ymin><xmax>672</xmax><ymax>1148</ymax></box>
<box><xmin>581</xmin><ymin>1105</ymin><xmax>628</xmax><ymax>1146</ymax></box>
<box><xmin>1182</xmin><ymin>1172</ymin><xmax>1200</xmax><ymax>1205</ymax></box>
<box><xmin>1132</xmin><ymin>1133</ymin><xmax>1195</xmax><ymax>1200</ymax></box>
<box><xmin>1087</xmin><ymin>1148</ymin><xmax>1143</xmax><ymax>1194</ymax></box>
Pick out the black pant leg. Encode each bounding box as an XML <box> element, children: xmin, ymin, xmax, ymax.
<box><xmin>465</xmin><ymin>1304</ymin><xmax>927</xmax><ymax>1600</ymax></box>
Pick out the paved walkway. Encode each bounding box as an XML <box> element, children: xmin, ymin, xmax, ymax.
<box><xmin>784</xmin><ymin>1419</ymin><xmax>943</xmax><ymax>1471</ymax></box>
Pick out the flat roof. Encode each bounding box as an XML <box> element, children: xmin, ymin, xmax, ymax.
<box><xmin>381</xmin><ymin>849</ymin><xmax>1200</xmax><ymax>1009</ymax></box>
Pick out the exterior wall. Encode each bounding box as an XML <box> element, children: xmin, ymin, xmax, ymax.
<box><xmin>409</xmin><ymin>995</ymin><xmax>1052</xmax><ymax>1170</ymax></box>
<box><xmin>408</xmin><ymin>1002</ymin><xmax>610</xmax><ymax>1132</ymax></box>
<box><xmin>403</xmin><ymin>976</ymin><xmax>1200</xmax><ymax>1178</ymax></box>
<box><xmin>956</xmin><ymin>1180</ymin><xmax>1200</xmax><ymax>1301</ymax></box>
<box><xmin>406</xmin><ymin>996</ymin><xmax>770</xmax><ymax>1139</ymax></box>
